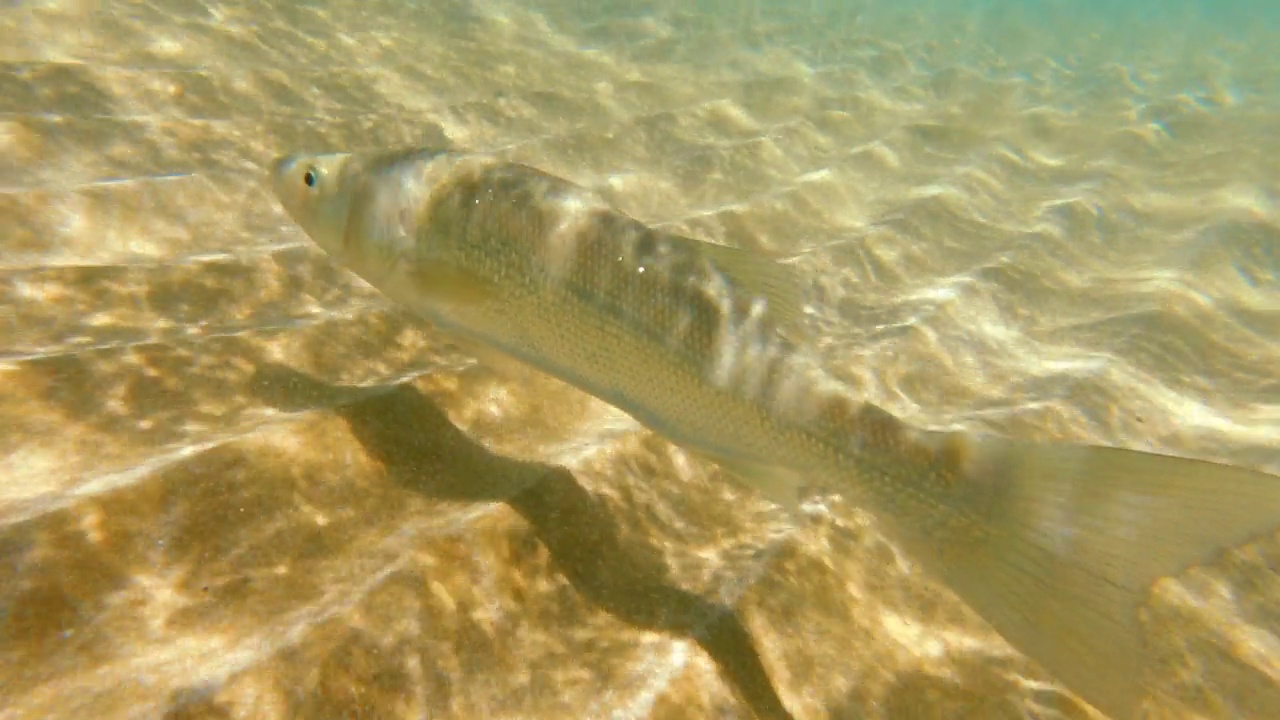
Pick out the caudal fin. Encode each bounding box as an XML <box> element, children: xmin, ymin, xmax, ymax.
<box><xmin>915</xmin><ymin>435</ymin><xmax>1280</xmax><ymax>719</ymax></box>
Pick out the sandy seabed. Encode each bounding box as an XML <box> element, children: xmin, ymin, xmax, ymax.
<box><xmin>2</xmin><ymin>1</ymin><xmax>1279</xmax><ymax>718</ymax></box>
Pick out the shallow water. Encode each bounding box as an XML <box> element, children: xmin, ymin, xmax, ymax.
<box><xmin>2</xmin><ymin>1</ymin><xmax>1279</xmax><ymax>718</ymax></box>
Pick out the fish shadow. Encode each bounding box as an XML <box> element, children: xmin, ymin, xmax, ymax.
<box><xmin>251</xmin><ymin>363</ymin><xmax>795</xmax><ymax>720</ymax></box>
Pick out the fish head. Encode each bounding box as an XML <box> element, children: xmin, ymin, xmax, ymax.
<box><xmin>271</xmin><ymin>148</ymin><xmax>492</xmax><ymax>313</ymax></box>
<box><xmin>271</xmin><ymin>152</ymin><xmax>357</xmax><ymax>257</ymax></box>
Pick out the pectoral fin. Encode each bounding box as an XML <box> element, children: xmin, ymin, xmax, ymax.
<box><xmin>409</xmin><ymin>263</ymin><xmax>501</xmax><ymax>306</ymax></box>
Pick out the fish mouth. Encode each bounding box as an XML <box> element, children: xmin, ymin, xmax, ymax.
<box><xmin>268</xmin><ymin>154</ymin><xmax>302</xmax><ymax>207</ymax></box>
<box><xmin>269</xmin><ymin>154</ymin><xmax>294</xmax><ymax>179</ymax></box>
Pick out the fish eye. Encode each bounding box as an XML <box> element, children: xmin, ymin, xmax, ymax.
<box><xmin>303</xmin><ymin>168</ymin><xmax>318</xmax><ymax>188</ymax></box>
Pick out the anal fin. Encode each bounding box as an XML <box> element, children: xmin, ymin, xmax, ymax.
<box><xmin>691</xmin><ymin>449</ymin><xmax>810</xmax><ymax>511</ymax></box>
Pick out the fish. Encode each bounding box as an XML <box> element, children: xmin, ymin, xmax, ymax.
<box><xmin>270</xmin><ymin>146</ymin><xmax>1280</xmax><ymax>719</ymax></box>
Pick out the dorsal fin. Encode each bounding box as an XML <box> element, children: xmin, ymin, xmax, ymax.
<box><xmin>697</xmin><ymin>240</ymin><xmax>808</xmax><ymax>338</ymax></box>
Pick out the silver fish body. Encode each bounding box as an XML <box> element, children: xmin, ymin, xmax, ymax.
<box><xmin>273</xmin><ymin>147</ymin><xmax>1280</xmax><ymax>719</ymax></box>
<box><xmin>273</xmin><ymin>149</ymin><xmax>831</xmax><ymax>483</ymax></box>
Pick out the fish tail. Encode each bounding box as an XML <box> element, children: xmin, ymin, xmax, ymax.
<box><xmin>919</xmin><ymin>433</ymin><xmax>1280</xmax><ymax>718</ymax></box>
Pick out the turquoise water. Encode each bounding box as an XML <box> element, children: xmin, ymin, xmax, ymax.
<box><xmin>533</xmin><ymin>0</ymin><xmax>1280</xmax><ymax>106</ymax></box>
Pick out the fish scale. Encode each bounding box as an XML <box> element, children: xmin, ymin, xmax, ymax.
<box><xmin>273</xmin><ymin>146</ymin><xmax>1280</xmax><ymax>720</ymax></box>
